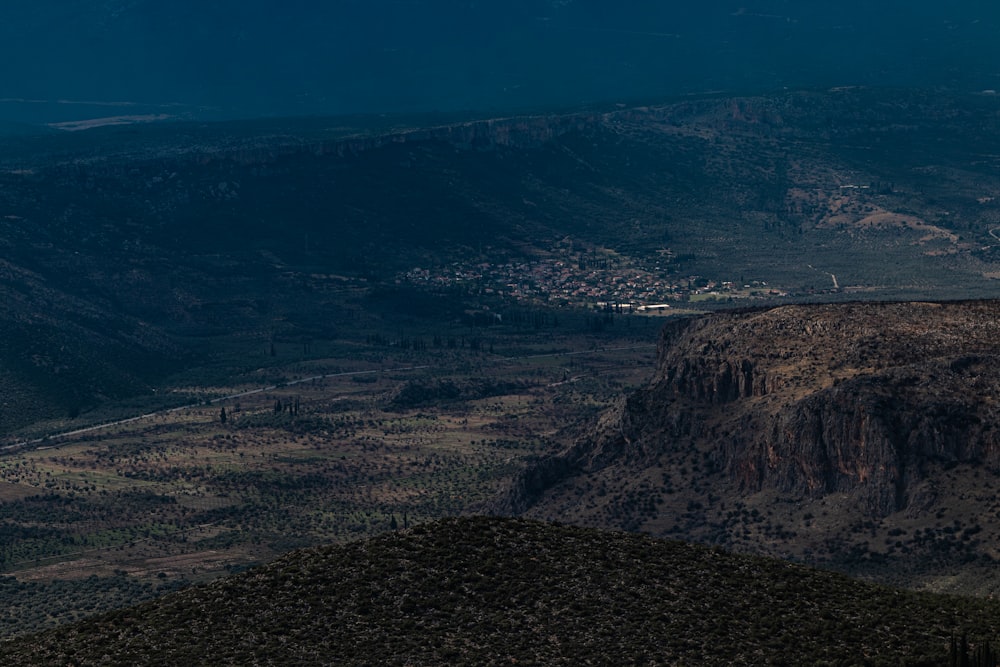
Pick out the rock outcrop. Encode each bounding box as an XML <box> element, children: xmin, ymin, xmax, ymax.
<box><xmin>500</xmin><ymin>301</ymin><xmax>1000</xmax><ymax>519</ymax></box>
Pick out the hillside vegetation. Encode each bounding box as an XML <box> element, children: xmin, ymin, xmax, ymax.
<box><xmin>0</xmin><ymin>322</ymin><xmax>660</xmax><ymax>637</ymax></box>
<box><xmin>1</xmin><ymin>517</ymin><xmax>998</xmax><ymax>665</ymax></box>
<box><xmin>3</xmin><ymin>87</ymin><xmax>1000</xmax><ymax>433</ymax></box>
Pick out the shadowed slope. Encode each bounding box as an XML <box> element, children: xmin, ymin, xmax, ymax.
<box><xmin>2</xmin><ymin>517</ymin><xmax>998</xmax><ymax>665</ymax></box>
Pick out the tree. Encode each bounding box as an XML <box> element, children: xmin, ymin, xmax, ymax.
<box><xmin>219</xmin><ymin>407</ymin><xmax>227</xmax><ymax>424</ymax></box>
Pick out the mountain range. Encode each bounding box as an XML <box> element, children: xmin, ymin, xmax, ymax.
<box><xmin>3</xmin><ymin>86</ymin><xmax>1000</xmax><ymax>435</ymax></box>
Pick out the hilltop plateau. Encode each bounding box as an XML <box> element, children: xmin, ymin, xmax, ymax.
<box><xmin>2</xmin><ymin>516</ymin><xmax>998</xmax><ymax>666</ymax></box>
<box><xmin>501</xmin><ymin>300</ymin><xmax>1000</xmax><ymax>594</ymax></box>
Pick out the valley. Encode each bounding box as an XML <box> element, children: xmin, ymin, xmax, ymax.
<box><xmin>2</xmin><ymin>85</ymin><xmax>1000</xmax><ymax>641</ymax></box>
<box><xmin>0</xmin><ymin>314</ymin><xmax>660</xmax><ymax>635</ymax></box>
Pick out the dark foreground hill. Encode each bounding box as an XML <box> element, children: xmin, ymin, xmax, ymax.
<box><xmin>500</xmin><ymin>300</ymin><xmax>1000</xmax><ymax>594</ymax></box>
<box><xmin>2</xmin><ymin>516</ymin><xmax>999</xmax><ymax>666</ymax></box>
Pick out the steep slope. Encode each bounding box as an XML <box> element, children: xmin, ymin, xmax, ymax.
<box><xmin>1</xmin><ymin>517</ymin><xmax>999</xmax><ymax>665</ymax></box>
<box><xmin>501</xmin><ymin>301</ymin><xmax>1000</xmax><ymax>594</ymax></box>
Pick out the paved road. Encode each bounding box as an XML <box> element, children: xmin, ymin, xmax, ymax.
<box><xmin>5</xmin><ymin>364</ymin><xmax>430</xmax><ymax>452</ymax></box>
<box><xmin>5</xmin><ymin>343</ymin><xmax>656</xmax><ymax>452</ymax></box>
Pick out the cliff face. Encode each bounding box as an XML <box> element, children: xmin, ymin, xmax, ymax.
<box><xmin>501</xmin><ymin>302</ymin><xmax>1000</xmax><ymax>519</ymax></box>
<box><xmin>728</xmin><ymin>359</ymin><xmax>1000</xmax><ymax>516</ymax></box>
<box><xmin>496</xmin><ymin>301</ymin><xmax>1000</xmax><ymax>591</ymax></box>
<box><xmin>642</xmin><ymin>302</ymin><xmax>1000</xmax><ymax>516</ymax></box>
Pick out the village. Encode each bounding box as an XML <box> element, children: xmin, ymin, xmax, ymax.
<box><xmin>397</xmin><ymin>241</ymin><xmax>788</xmax><ymax>311</ymax></box>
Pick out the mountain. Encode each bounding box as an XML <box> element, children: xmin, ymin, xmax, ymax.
<box><xmin>498</xmin><ymin>301</ymin><xmax>1000</xmax><ymax>594</ymax></box>
<box><xmin>4</xmin><ymin>87</ymin><xmax>1000</xmax><ymax>435</ymax></box>
<box><xmin>1</xmin><ymin>516</ymin><xmax>998</xmax><ymax>665</ymax></box>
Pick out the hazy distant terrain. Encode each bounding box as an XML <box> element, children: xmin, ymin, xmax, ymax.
<box><xmin>0</xmin><ymin>2</ymin><xmax>996</xmax><ymax>124</ymax></box>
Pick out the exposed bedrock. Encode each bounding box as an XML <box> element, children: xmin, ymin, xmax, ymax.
<box><xmin>498</xmin><ymin>301</ymin><xmax>1000</xmax><ymax>518</ymax></box>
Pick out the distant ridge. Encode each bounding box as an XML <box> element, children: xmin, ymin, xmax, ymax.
<box><xmin>2</xmin><ymin>517</ymin><xmax>999</xmax><ymax>665</ymax></box>
<box><xmin>2</xmin><ymin>87</ymin><xmax>1000</xmax><ymax>437</ymax></box>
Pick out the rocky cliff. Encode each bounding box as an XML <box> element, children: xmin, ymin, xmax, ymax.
<box><xmin>543</xmin><ymin>302</ymin><xmax>1000</xmax><ymax>516</ymax></box>
<box><xmin>498</xmin><ymin>301</ymin><xmax>1000</xmax><ymax>592</ymax></box>
<box><xmin>630</xmin><ymin>302</ymin><xmax>1000</xmax><ymax>516</ymax></box>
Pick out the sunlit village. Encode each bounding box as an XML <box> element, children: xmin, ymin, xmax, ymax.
<box><xmin>398</xmin><ymin>240</ymin><xmax>788</xmax><ymax>310</ymax></box>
